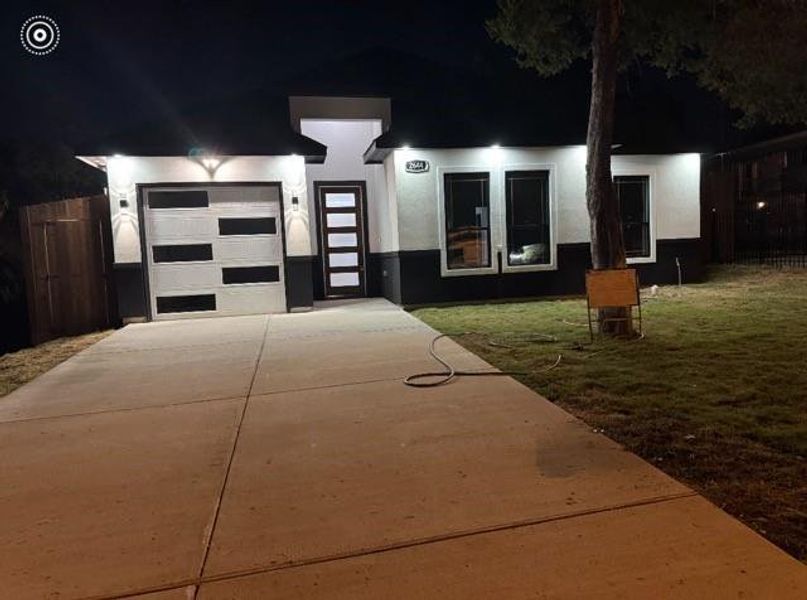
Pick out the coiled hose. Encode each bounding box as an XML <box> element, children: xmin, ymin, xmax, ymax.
<box><xmin>403</xmin><ymin>333</ymin><xmax>562</xmax><ymax>388</ymax></box>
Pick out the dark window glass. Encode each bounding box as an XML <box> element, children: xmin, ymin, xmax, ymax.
<box><xmin>222</xmin><ymin>266</ymin><xmax>280</xmax><ymax>284</ymax></box>
<box><xmin>505</xmin><ymin>170</ymin><xmax>551</xmax><ymax>266</ymax></box>
<box><xmin>148</xmin><ymin>190</ymin><xmax>209</xmax><ymax>209</ymax></box>
<box><xmin>152</xmin><ymin>244</ymin><xmax>213</xmax><ymax>263</ymax></box>
<box><xmin>218</xmin><ymin>217</ymin><xmax>277</xmax><ymax>235</ymax></box>
<box><xmin>156</xmin><ymin>294</ymin><xmax>216</xmax><ymax>313</ymax></box>
<box><xmin>614</xmin><ymin>175</ymin><xmax>651</xmax><ymax>258</ymax></box>
<box><xmin>444</xmin><ymin>172</ymin><xmax>490</xmax><ymax>269</ymax></box>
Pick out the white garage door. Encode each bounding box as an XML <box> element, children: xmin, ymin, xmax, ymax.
<box><xmin>143</xmin><ymin>185</ymin><xmax>286</xmax><ymax>320</ymax></box>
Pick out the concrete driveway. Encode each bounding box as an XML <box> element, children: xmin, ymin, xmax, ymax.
<box><xmin>1</xmin><ymin>299</ymin><xmax>805</xmax><ymax>599</ymax></box>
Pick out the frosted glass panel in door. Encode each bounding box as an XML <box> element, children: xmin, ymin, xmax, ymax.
<box><xmin>329</xmin><ymin>252</ymin><xmax>359</xmax><ymax>267</ymax></box>
<box><xmin>327</xmin><ymin>213</ymin><xmax>357</xmax><ymax>228</ymax></box>
<box><xmin>328</xmin><ymin>233</ymin><xmax>357</xmax><ymax>247</ymax></box>
<box><xmin>330</xmin><ymin>272</ymin><xmax>360</xmax><ymax>287</ymax></box>
<box><xmin>325</xmin><ymin>193</ymin><xmax>355</xmax><ymax>208</ymax></box>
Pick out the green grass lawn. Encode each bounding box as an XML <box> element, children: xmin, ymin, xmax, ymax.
<box><xmin>412</xmin><ymin>265</ymin><xmax>807</xmax><ymax>561</ymax></box>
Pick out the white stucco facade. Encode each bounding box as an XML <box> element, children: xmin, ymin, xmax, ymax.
<box><xmin>99</xmin><ymin>147</ymin><xmax>700</xmax><ymax>273</ymax></box>
<box><xmin>300</xmin><ymin>119</ymin><xmax>394</xmax><ymax>253</ymax></box>
<box><xmin>80</xmin><ymin>93</ymin><xmax>703</xmax><ymax>317</ymax></box>
<box><xmin>84</xmin><ymin>130</ymin><xmax>702</xmax><ymax>318</ymax></box>
<box><xmin>385</xmin><ymin>146</ymin><xmax>701</xmax><ymax>269</ymax></box>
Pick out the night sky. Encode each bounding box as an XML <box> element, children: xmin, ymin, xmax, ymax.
<box><xmin>0</xmin><ymin>0</ymin><xmax>791</xmax><ymax>149</ymax></box>
<box><xmin>3</xmin><ymin>0</ymin><xmax>506</xmax><ymax>142</ymax></box>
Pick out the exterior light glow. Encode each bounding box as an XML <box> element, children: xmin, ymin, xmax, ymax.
<box><xmin>401</xmin><ymin>145</ymin><xmax>411</xmax><ymax>150</ymax></box>
<box><xmin>191</xmin><ymin>151</ymin><xmax>223</xmax><ymax>178</ymax></box>
<box><xmin>756</xmin><ymin>201</ymin><xmax>767</xmax><ymax>210</ymax></box>
<box><xmin>487</xmin><ymin>144</ymin><xmax>504</xmax><ymax>164</ymax></box>
<box><xmin>201</xmin><ymin>157</ymin><xmax>220</xmax><ymax>171</ymax></box>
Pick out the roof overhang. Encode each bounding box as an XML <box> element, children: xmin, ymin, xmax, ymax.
<box><xmin>75</xmin><ymin>146</ymin><xmax>327</xmax><ymax>172</ymax></box>
<box><xmin>76</xmin><ymin>156</ymin><xmax>108</xmax><ymax>171</ymax></box>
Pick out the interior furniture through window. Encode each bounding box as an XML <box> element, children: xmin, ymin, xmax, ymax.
<box><xmin>505</xmin><ymin>170</ymin><xmax>550</xmax><ymax>266</ymax></box>
<box><xmin>444</xmin><ymin>172</ymin><xmax>491</xmax><ymax>269</ymax></box>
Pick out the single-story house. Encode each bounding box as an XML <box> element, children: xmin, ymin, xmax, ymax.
<box><xmin>76</xmin><ymin>94</ymin><xmax>702</xmax><ymax>321</ymax></box>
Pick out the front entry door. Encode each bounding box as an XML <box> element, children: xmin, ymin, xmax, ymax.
<box><xmin>316</xmin><ymin>182</ymin><xmax>367</xmax><ymax>298</ymax></box>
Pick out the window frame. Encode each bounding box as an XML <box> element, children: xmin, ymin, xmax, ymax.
<box><xmin>612</xmin><ymin>169</ymin><xmax>656</xmax><ymax>264</ymax></box>
<box><xmin>437</xmin><ymin>166</ymin><xmax>499</xmax><ymax>277</ymax></box>
<box><xmin>500</xmin><ymin>163</ymin><xmax>558</xmax><ymax>273</ymax></box>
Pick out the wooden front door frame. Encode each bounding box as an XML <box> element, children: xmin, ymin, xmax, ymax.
<box><xmin>314</xmin><ymin>181</ymin><xmax>369</xmax><ymax>299</ymax></box>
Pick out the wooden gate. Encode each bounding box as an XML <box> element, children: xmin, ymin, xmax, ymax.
<box><xmin>19</xmin><ymin>195</ymin><xmax>116</xmax><ymax>345</ymax></box>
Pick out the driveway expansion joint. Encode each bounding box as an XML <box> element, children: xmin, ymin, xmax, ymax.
<box><xmin>192</xmin><ymin>315</ymin><xmax>272</xmax><ymax>600</ymax></box>
<box><xmin>78</xmin><ymin>490</ymin><xmax>702</xmax><ymax>600</ymax></box>
<box><xmin>0</xmin><ymin>393</ymin><xmax>249</xmax><ymax>427</ymax></box>
<box><xmin>197</xmin><ymin>491</ymin><xmax>700</xmax><ymax>589</ymax></box>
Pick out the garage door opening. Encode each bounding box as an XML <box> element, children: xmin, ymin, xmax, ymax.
<box><xmin>141</xmin><ymin>184</ymin><xmax>287</xmax><ymax>320</ymax></box>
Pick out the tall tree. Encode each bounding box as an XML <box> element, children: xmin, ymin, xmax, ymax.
<box><xmin>488</xmin><ymin>0</ymin><xmax>807</xmax><ymax>334</ymax></box>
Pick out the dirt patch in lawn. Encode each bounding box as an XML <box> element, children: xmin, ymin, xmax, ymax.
<box><xmin>413</xmin><ymin>265</ymin><xmax>807</xmax><ymax>561</ymax></box>
<box><xmin>0</xmin><ymin>330</ymin><xmax>112</xmax><ymax>397</ymax></box>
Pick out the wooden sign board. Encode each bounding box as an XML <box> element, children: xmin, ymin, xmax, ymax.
<box><xmin>586</xmin><ymin>268</ymin><xmax>639</xmax><ymax>309</ymax></box>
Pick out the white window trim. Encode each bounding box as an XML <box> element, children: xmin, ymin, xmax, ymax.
<box><xmin>612</xmin><ymin>168</ymin><xmax>657</xmax><ymax>264</ymax></box>
<box><xmin>500</xmin><ymin>162</ymin><xmax>558</xmax><ymax>273</ymax></box>
<box><xmin>436</xmin><ymin>166</ymin><xmax>500</xmax><ymax>277</ymax></box>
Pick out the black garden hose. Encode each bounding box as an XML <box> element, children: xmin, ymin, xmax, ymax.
<box><xmin>403</xmin><ymin>333</ymin><xmax>562</xmax><ymax>388</ymax></box>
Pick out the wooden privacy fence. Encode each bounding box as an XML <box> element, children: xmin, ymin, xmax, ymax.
<box><xmin>19</xmin><ymin>195</ymin><xmax>116</xmax><ymax>345</ymax></box>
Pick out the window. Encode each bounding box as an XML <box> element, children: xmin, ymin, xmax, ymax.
<box><xmin>218</xmin><ymin>217</ymin><xmax>276</xmax><ymax>235</ymax></box>
<box><xmin>152</xmin><ymin>244</ymin><xmax>213</xmax><ymax>263</ymax></box>
<box><xmin>444</xmin><ymin>172</ymin><xmax>491</xmax><ymax>270</ymax></box>
<box><xmin>222</xmin><ymin>266</ymin><xmax>280</xmax><ymax>284</ymax></box>
<box><xmin>148</xmin><ymin>190</ymin><xmax>209</xmax><ymax>209</ymax></box>
<box><xmin>505</xmin><ymin>170</ymin><xmax>550</xmax><ymax>266</ymax></box>
<box><xmin>614</xmin><ymin>175</ymin><xmax>651</xmax><ymax>258</ymax></box>
<box><xmin>156</xmin><ymin>294</ymin><xmax>216</xmax><ymax>313</ymax></box>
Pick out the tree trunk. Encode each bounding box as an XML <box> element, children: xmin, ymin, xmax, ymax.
<box><xmin>587</xmin><ymin>0</ymin><xmax>632</xmax><ymax>336</ymax></box>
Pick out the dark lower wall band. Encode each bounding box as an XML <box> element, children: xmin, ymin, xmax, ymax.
<box><xmin>368</xmin><ymin>239</ymin><xmax>703</xmax><ymax>306</ymax></box>
<box><xmin>113</xmin><ymin>263</ymin><xmax>148</xmax><ymax>319</ymax></box>
<box><xmin>286</xmin><ymin>255</ymin><xmax>315</xmax><ymax>309</ymax></box>
<box><xmin>115</xmin><ymin>239</ymin><xmax>702</xmax><ymax>315</ymax></box>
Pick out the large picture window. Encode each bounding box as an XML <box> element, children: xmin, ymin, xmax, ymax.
<box><xmin>505</xmin><ymin>170</ymin><xmax>550</xmax><ymax>266</ymax></box>
<box><xmin>614</xmin><ymin>175</ymin><xmax>651</xmax><ymax>258</ymax></box>
<box><xmin>444</xmin><ymin>172</ymin><xmax>491</xmax><ymax>270</ymax></box>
